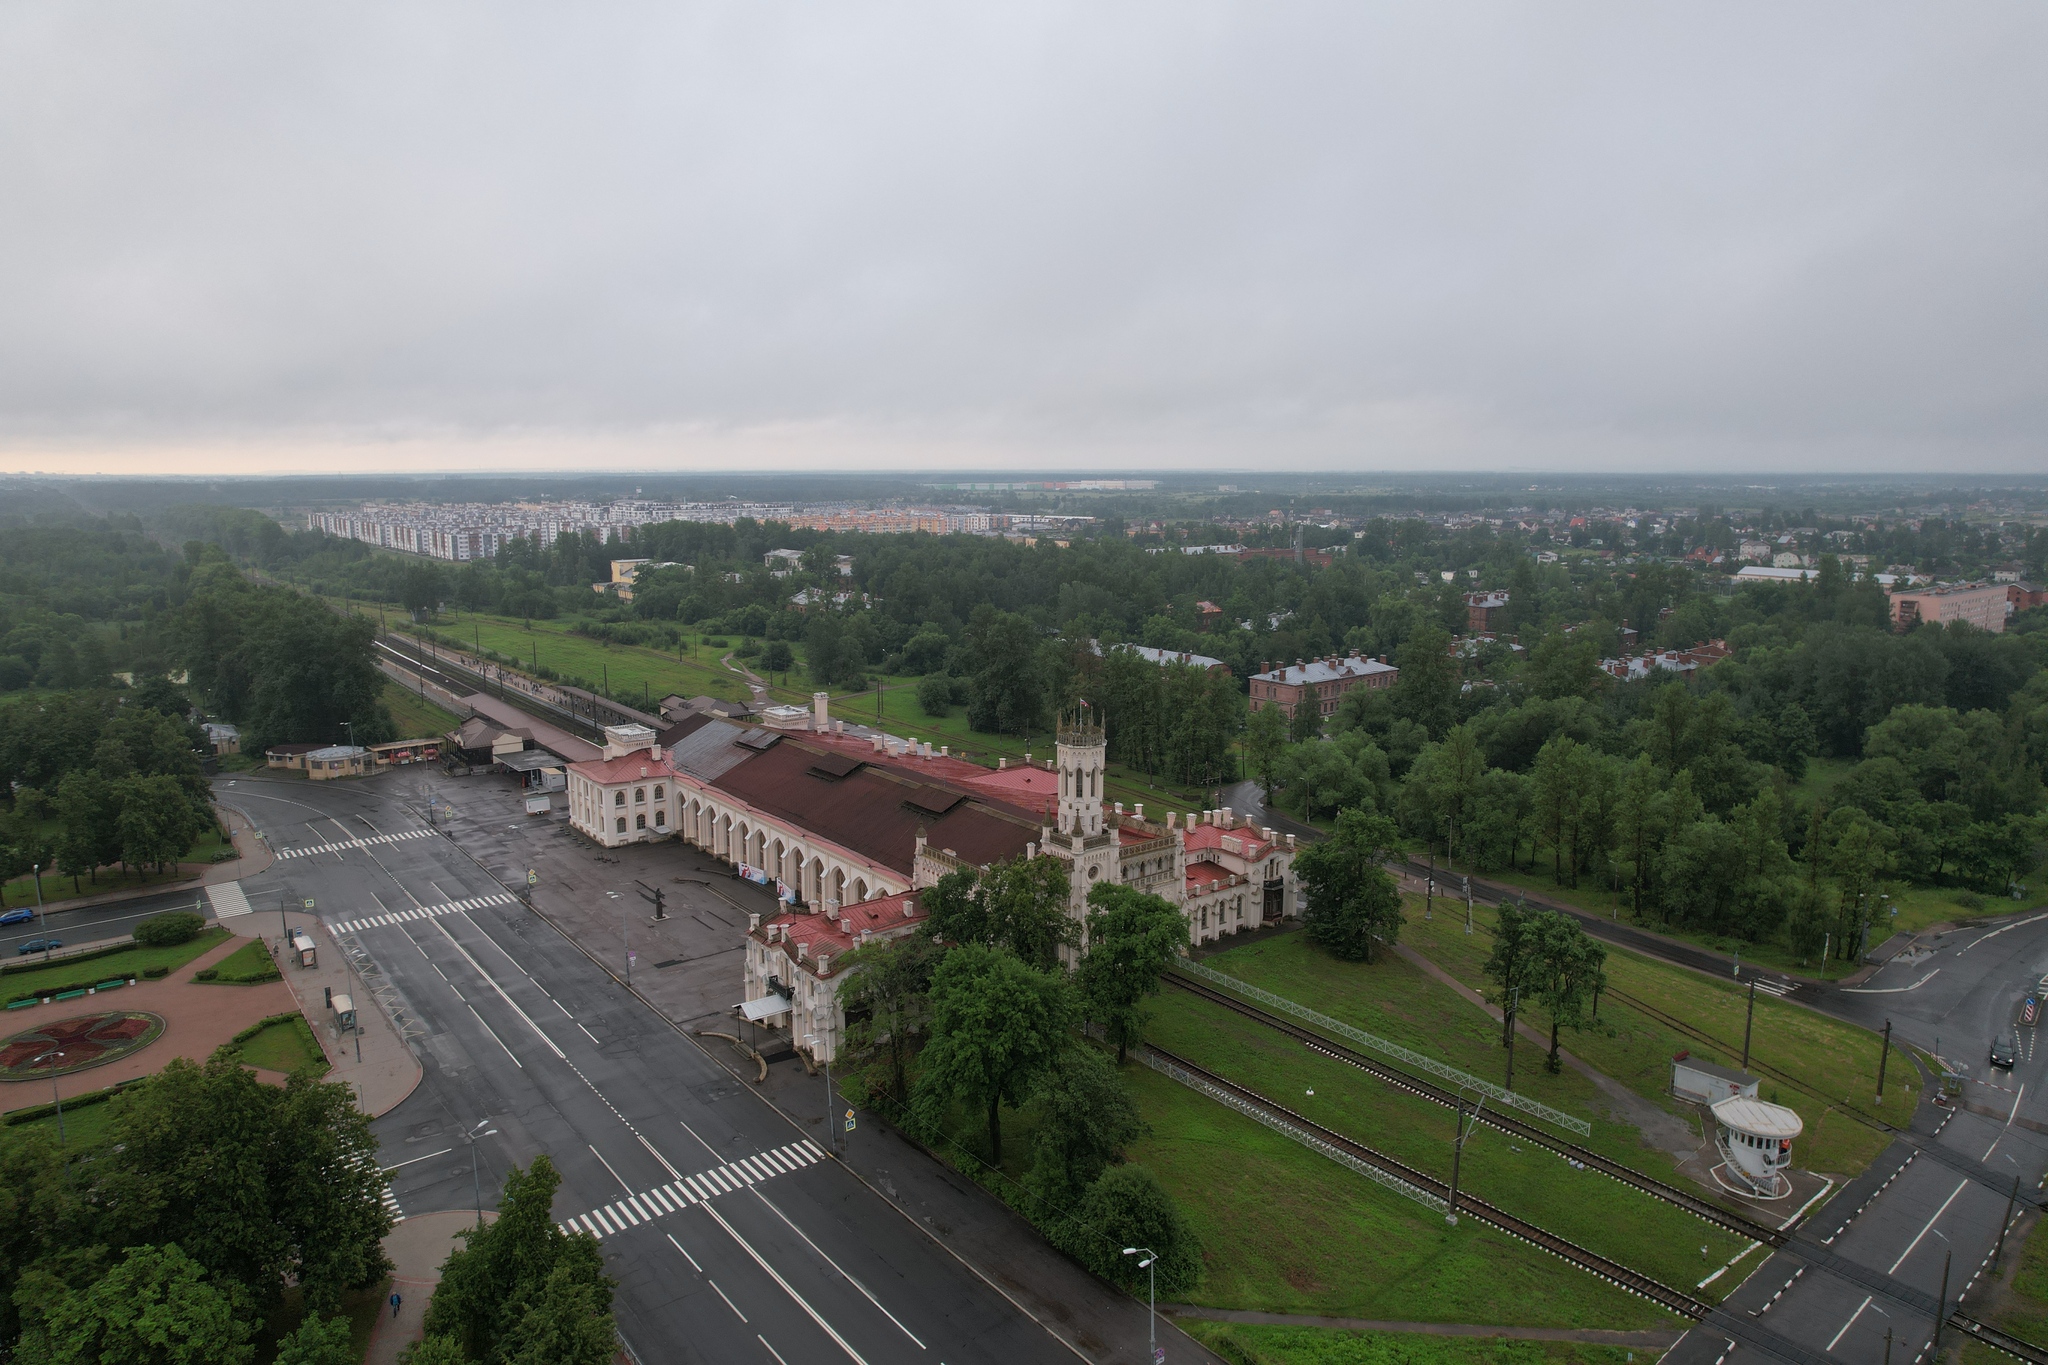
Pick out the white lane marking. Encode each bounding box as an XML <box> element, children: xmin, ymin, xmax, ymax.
<box><xmin>700</xmin><ymin>1200</ymin><xmax>871</xmax><ymax>1365</ymax></box>
<box><xmin>1842</xmin><ymin>969</ymin><xmax>1941</xmax><ymax>995</ymax></box>
<box><xmin>752</xmin><ymin>1189</ymin><xmax>927</xmax><ymax>1350</ymax></box>
<box><xmin>383</xmin><ymin>1147</ymin><xmax>454</xmax><ymax>1172</ymax></box>
<box><xmin>1956</xmin><ymin>913</ymin><xmax>2048</xmax><ymax>956</ymax></box>
<box><xmin>639</xmin><ymin>1133</ymin><xmax>684</xmax><ymax>1180</ymax></box>
<box><xmin>328</xmin><ymin>892</ymin><xmax>517</xmax><ymax>934</ymax></box>
<box><xmin>666</xmin><ymin>1231</ymin><xmax>702</xmax><ymax>1273</ymax></box>
<box><xmin>433</xmin><ymin>919</ymin><xmax>566</xmax><ymax>1060</ymax></box>
<box><xmin>708</xmin><ymin>1280</ymin><xmax>748</xmax><ymax>1323</ymax></box>
<box><xmin>1889</xmin><ymin>1179</ymin><xmax>1971</xmax><ymax>1273</ymax></box>
<box><xmin>590</xmin><ymin>1144</ymin><xmax>637</xmax><ymax>1196</ymax></box>
<box><xmin>759</xmin><ymin>1335</ymin><xmax>792</xmax><ymax>1365</ymax></box>
<box><xmin>1826</xmin><ymin>1296</ymin><xmax>1872</xmax><ymax>1353</ymax></box>
<box><xmin>466</xmin><ymin>1005</ymin><xmax>522</xmax><ymax>1069</ymax></box>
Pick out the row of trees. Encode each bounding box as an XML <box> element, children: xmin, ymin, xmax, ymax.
<box><xmin>839</xmin><ymin>860</ymin><xmax>1204</xmax><ymax>1295</ymax></box>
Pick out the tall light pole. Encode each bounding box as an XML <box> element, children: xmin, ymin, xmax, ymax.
<box><xmin>463</xmin><ymin>1118</ymin><xmax>498</xmax><ymax>1227</ymax></box>
<box><xmin>806</xmin><ymin>1031</ymin><xmax>836</xmax><ymax>1154</ymax></box>
<box><xmin>31</xmin><ymin>1050</ymin><xmax>66</xmax><ymax>1146</ymax></box>
<box><xmin>1122</xmin><ymin>1247</ymin><xmax>1158</xmax><ymax>1364</ymax></box>
<box><xmin>31</xmin><ymin>863</ymin><xmax>42</xmax><ymax>926</ymax></box>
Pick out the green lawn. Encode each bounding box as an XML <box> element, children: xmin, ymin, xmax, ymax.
<box><xmin>0</xmin><ymin>1091</ymin><xmax>125</xmax><ymax>1148</ymax></box>
<box><xmin>381</xmin><ymin>679</ymin><xmax>463</xmax><ymax>739</ymax></box>
<box><xmin>1</xmin><ymin>927</ymin><xmax>229</xmax><ymax>1000</ymax></box>
<box><xmin>1399</xmin><ymin>901</ymin><xmax>1901</xmax><ymax>1177</ymax></box>
<box><xmin>1145</xmin><ymin>968</ymin><xmax>1751</xmax><ymax>1298</ymax></box>
<box><xmin>197</xmin><ymin>938</ymin><xmax>281</xmax><ymax>984</ymax></box>
<box><xmin>1180</xmin><ymin>1321</ymin><xmax>1643</xmax><ymax>1365</ymax></box>
<box><xmin>234</xmin><ymin>1014</ymin><xmax>328</xmax><ymax>1075</ymax></box>
<box><xmin>1123</xmin><ymin>1064</ymin><xmax>1678</xmax><ymax>1331</ymax></box>
<box><xmin>1963</xmin><ymin>1215</ymin><xmax>2048</xmax><ymax>1363</ymax></box>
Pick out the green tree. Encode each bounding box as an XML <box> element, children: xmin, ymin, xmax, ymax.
<box><xmin>912</xmin><ymin>945</ymin><xmax>1075</xmax><ymax>1164</ymax></box>
<box><xmin>837</xmin><ymin>932</ymin><xmax>943</xmax><ymax>1106</ymax></box>
<box><xmin>920</xmin><ymin>856</ymin><xmax>1079</xmax><ymax>971</ymax></box>
<box><xmin>1293</xmin><ymin>805</ymin><xmax>1403</xmax><ymax>962</ymax></box>
<box><xmin>398</xmin><ymin>1337</ymin><xmax>470</xmax><ymax>1365</ymax></box>
<box><xmin>1608</xmin><ymin>754</ymin><xmax>1666</xmax><ymax>921</ymax></box>
<box><xmin>421</xmin><ymin>1156</ymin><xmax>613</xmax><ymax>1365</ymax></box>
<box><xmin>1391</xmin><ymin>623</ymin><xmax>1458</xmax><ymax>739</ymax></box>
<box><xmin>1064</xmin><ymin>1166</ymin><xmax>1202</xmax><ymax>1297</ymax></box>
<box><xmin>272</xmin><ymin>1315</ymin><xmax>354</xmax><ymax>1365</ymax></box>
<box><xmin>54</xmin><ymin>769</ymin><xmax>119</xmax><ymax>888</ymax></box>
<box><xmin>759</xmin><ymin>639</ymin><xmax>794</xmax><ymax>682</ymax></box>
<box><xmin>16</xmin><ymin>1243</ymin><xmax>255</xmax><ymax>1365</ymax></box>
<box><xmin>1077</xmin><ymin>884</ymin><xmax>1189</xmax><ymax>1063</ymax></box>
<box><xmin>1529</xmin><ymin>910</ymin><xmax>1607</xmax><ymax>1073</ymax></box>
<box><xmin>1244</xmin><ymin>704</ymin><xmax>1288</xmax><ymax>803</ymax></box>
<box><xmin>1482</xmin><ymin>896</ymin><xmax>1544</xmax><ymax>1051</ymax></box>
<box><xmin>118</xmin><ymin>775</ymin><xmax>201</xmax><ymax>874</ymax></box>
<box><xmin>916</xmin><ymin>673</ymin><xmax>955</xmax><ymax>717</ymax></box>
<box><xmin>1027</xmin><ymin>1046</ymin><xmax>1144</xmax><ymax>1209</ymax></box>
<box><xmin>963</xmin><ymin>605</ymin><xmax>1044</xmax><ymax>736</ymax></box>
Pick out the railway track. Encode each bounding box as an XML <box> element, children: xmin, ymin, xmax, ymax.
<box><xmin>1166</xmin><ymin>968</ymin><xmax>1790</xmax><ymax>1248</ymax></box>
<box><xmin>1141</xmin><ymin>1040</ymin><xmax>1718</xmax><ymax>1323</ymax></box>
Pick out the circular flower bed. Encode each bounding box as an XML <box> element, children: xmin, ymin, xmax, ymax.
<box><xmin>0</xmin><ymin>1011</ymin><xmax>166</xmax><ymax>1080</ymax></box>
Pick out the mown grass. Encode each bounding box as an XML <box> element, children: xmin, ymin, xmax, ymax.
<box><xmin>1123</xmin><ymin>1064</ymin><xmax>1679</xmax><ymax>1330</ymax></box>
<box><xmin>1144</xmin><ymin>977</ymin><xmax>1751</xmax><ymax>1298</ymax></box>
<box><xmin>2</xmin><ymin>927</ymin><xmax>229</xmax><ymax>998</ymax></box>
<box><xmin>381</xmin><ymin>679</ymin><xmax>464</xmax><ymax>739</ymax></box>
<box><xmin>1181</xmin><ymin>1321</ymin><xmax>1644</xmax><ymax>1365</ymax></box>
<box><xmin>400</xmin><ymin>608</ymin><xmax>757</xmax><ymax>708</ymax></box>
<box><xmin>197</xmin><ymin>938</ymin><xmax>282</xmax><ymax>984</ymax></box>
<box><xmin>1396</xmin><ymin>901</ymin><xmax>1901</xmax><ymax>1176</ymax></box>
<box><xmin>234</xmin><ymin>1014</ymin><xmax>328</xmax><ymax>1075</ymax></box>
<box><xmin>0</xmin><ymin>1098</ymin><xmax>121</xmax><ymax>1150</ymax></box>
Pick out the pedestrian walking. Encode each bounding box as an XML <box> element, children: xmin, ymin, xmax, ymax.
<box><xmin>390</xmin><ymin>1291</ymin><xmax>402</xmax><ymax>1318</ymax></box>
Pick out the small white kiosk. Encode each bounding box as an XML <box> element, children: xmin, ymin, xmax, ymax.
<box><xmin>1709</xmin><ymin>1095</ymin><xmax>1802</xmax><ymax>1200</ymax></box>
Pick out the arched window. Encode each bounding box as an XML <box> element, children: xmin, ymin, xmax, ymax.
<box><xmin>614</xmin><ymin>790</ymin><xmax>625</xmax><ymax>807</ymax></box>
<box><xmin>635</xmin><ymin>787</ymin><xmax>646</xmax><ymax>803</ymax></box>
<box><xmin>635</xmin><ymin>813</ymin><xmax>646</xmax><ymax>830</ymax></box>
<box><xmin>653</xmin><ymin>785</ymin><xmax>664</xmax><ymax>800</ymax></box>
<box><xmin>654</xmin><ymin>810</ymin><xmax>666</xmax><ymax>827</ymax></box>
<box><xmin>615</xmin><ymin>817</ymin><xmax>626</xmax><ymax>833</ymax></box>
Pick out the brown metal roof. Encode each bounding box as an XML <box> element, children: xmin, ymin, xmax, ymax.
<box><xmin>706</xmin><ymin>737</ymin><xmax>1040</xmax><ymax>876</ymax></box>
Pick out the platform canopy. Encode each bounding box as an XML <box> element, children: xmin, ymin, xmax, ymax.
<box><xmin>1711</xmin><ymin>1095</ymin><xmax>1803</xmax><ymax>1139</ymax></box>
<box><xmin>738</xmin><ymin>996</ymin><xmax>790</xmax><ymax>1023</ymax></box>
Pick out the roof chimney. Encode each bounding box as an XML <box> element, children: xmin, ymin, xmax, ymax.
<box><xmin>813</xmin><ymin>691</ymin><xmax>830</xmax><ymax>731</ymax></box>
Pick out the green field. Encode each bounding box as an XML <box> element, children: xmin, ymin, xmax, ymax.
<box><xmin>1963</xmin><ymin>1217</ymin><xmax>2048</xmax><ymax>1363</ymax></box>
<box><xmin>1</xmin><ymin>926</ymin><xmax>228</xmax><ymax>1002</ymax></box>
<box><xmin>1398</xmin><ymin>902</ymin><xmax>1902</xmax><ymax>1177</ymax></box>
<box><xmin>233</xmin><ymin>1014</ymin><xmax>328</xmax><ymax>1075</ymax></box>
<box><xmin>0</xmin><ymin>1096</ymin><xmax>122</xmax><ymax>1150</ymax></box>
<box><xmin>1180</xmin><ymin>1321</ymin><xmax>1645</xmax><ymax>1365</ymax></box>
<box><xmin>381</xmin><ymin>679</ymin><xmax>463</xmax><ymax>739</ymax></box>
<box><xmin>1123</xmin><ymin>1064</ymin><xmax>1678</xmax><ymax>1330</ymax></box>
<box><xmin>197</xmin><ymin>938</ymin><xmax>282</xmax><ymax>984</ymax></box>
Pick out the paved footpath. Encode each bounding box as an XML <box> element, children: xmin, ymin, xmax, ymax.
<box><xmin>271</xmin><ymin>910</ymin><xmax>423</xmax><ymax>1117</ymax></box>
<box><xmin>1162</xmin><ymin>1305</ymin><xmax>1686</xmax><ymax>1348</ymax></box>
<box><xmin>364</xmin><ymin>1210</ymin><xmax>495</xmax><ymax>1365</ymax></box>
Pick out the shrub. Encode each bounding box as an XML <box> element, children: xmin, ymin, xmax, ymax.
<box><xmin>193</xmin><ymin>967</ymin><xmax>218</xmax><ymax>981</ymax></box>
<box><xmin>705</xmin><ymin>637</ymin><xmax>728</xmax><ymax>649</ymax></box>
<box><xmin>1953</xmin><ymin>891</ymin><xmax>1987</xmax><ymax>912</ymax></box>
<box><xmin>142</xmin><ymin>966</ymin><xmax>169</xmax><ymax>980</ymax></box>
<box><xmin>134</xmin><ymin>911</ymin><xmax>205</xmax><ymax>947</ymax></box>
<box><xmin>1060</xmin><ymin>1165</ymin><xmax>1203</xmax><ymax>1296</ymax></box>
<box><xmin>916</xmin><ymin>674</ymin><xmax>955</xmax><ymax>718</ymax></box>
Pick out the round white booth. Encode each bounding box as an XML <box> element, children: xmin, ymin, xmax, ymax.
<box><xmin>1710</xmin><ymin>1095</ymin><xmax>1802</xmax><ymax>1200</ymax></box>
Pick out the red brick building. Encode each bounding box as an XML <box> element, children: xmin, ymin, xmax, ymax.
<box><xmin>1248</xmin><ymin>655</ymin><xmax>1399</xmax><ymax>721</ymax></box>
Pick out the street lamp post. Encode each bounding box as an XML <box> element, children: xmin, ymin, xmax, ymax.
<box><xmin>1122</xmin><ymin>1247</ymin><xmax>1158</xmax><ymax>1363</ymax></box>
<box><xmin>32</xmin><ymin>1051</ymin><xmax>66</xmax><ymax>1146</ymax></box>
<box><xmin>805</xmin><ymin>1031</ymin><xmax>836</xmax><ymax>1154</ymax></box>
<box><xmin>31</xmin><ymin>863</ymin><xmax>42</xmax><ymax>925</ymax></box>
<box><xmin>463</xmin><ymin>1118</ymin><xmax>499</xmax><ymax>1227</ymax></box>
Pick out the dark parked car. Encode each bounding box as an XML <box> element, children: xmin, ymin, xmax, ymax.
<box><xmin>16</xmin><ymin>938</ymin><xmax>62</xmax><ymax>956</ymax></box>
<box><xmin>1990</xmin><ymin>1034</ymin><xmax>2017</xmax><ymax>1070</ymax></box>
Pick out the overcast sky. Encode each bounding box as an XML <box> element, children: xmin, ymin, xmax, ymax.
<box><xmin>1</xmin><ymin>4</ymin><xmax>2043</xmax><ymax>477</ymax></box>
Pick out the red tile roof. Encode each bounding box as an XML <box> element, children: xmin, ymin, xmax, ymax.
<box><xmin>756</xmin><ymin>892</ymin><xmax>926</xmax><ymax>976</ymax></box>
<box><xmin>1183</xmin><ymin>823</ymin><xmax>1275</xmax><ymax>859</ymax></box>
<box><xmin>568</xmin><ymin>750</ymin><xmax>669</xmax><ymax>785</ymax></box>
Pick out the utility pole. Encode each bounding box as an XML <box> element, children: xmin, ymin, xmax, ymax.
<box><xmin>1741</xmin><ymin>978</ymin><xmax>1757</xmax><ymax>1072</ymax></box>
<box><xmin>1426</xmin><ymin>875</ymin><xmax>1434</xmax><ymax>921</ymax></box>
<box><xmin>1876</xmin><ymin>1019</ymin><xmax>1892</xmax><ymax>1103</ymax></box>
<box><xmin>464</xmin><ymin>1118</ymin><xmax>498</xmax><ymax>1227</ymax></box>
<box><xmin>1994</xmin><ymin>1174</ymin><xmax>2020</xmax><ymax>1271</ymax></box>
<box><xmin>1446</xmin><ymin>1095</ymin><xmax>1483</xmax><ymax>1227</ymax></box>
<box><xmin>1932</xmin><ymin>1248</ymin><xmax>1950</xmax><ymax>1360</ymax></box>
<box><xmin>1504</xmin><ymin>987</ymin><xmax>1520</xmax><ymax>1093</ymax></box>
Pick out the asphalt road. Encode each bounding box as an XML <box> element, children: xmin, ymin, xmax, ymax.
<box><xmin>1</xmin><ymin>882</ymin><xmax>215</xmax><ymax>959</ymax></box>
<box><xmin>219</xmin><ymin>774</ymin><xmax>1081</xmax><ymax>1365</ymax></box>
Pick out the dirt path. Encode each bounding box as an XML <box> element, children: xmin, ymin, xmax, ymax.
<box><xmin>720</xmin><ymin>653</ymin><xmax>771</xmax><ymax>705</ymax></box>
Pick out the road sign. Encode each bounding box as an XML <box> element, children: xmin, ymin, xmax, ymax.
<box><xmin>527</xmin><ymin>870</ymin><xmax>538</xmax><ymax>886</ymax></box>
<box><xmin>844</xmin><ymin>1108</ymin><xmax>856</xmax><ymax>1132</ymax></box>
<box><xmin>2024</xmin><ymin>997</ymin><xmax>2039</xmax><ymax>1027</ymax></box>
<box><xmin>303</xmin><ymin>899</ymin><xmax>315</xmax><ymax>909</ymax></box>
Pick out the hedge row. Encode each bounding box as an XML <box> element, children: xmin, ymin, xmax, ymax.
<box><xmin>2</xmin><ymin>1077</ymin><xmax>144</xmax><ymax>1126</ymax></box>
<box><xmin>229</xmin><ymin>1011</ymin><xmax>304</xmax><ymax>1046</ymax></box>
<box><xmin>5</xmin><ymin>975</ymin><xmax>137</xmax><ymax>1006</ymax></box>
<box><xmin>0</xmin><ymin>940</ymin><xmax>136</xmax><ymax>979</ymax></box>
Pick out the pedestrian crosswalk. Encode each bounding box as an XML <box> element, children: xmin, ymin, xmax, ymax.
<box><xmin>558</xmin><ymin>1140</ymin><xmax>826</xmax><ymax>1240</ymax></box>
<box><xmin>278</xmin><ymin>828</ymin><xmax>436</xmax><ymax>860</ymax></box>
<box><xmin>353</xmin><ymin>1151</ymin><xmax>405</xmax><ymax>1225</ymax></box>
<box><xmin>1751</xmin><ymin>977</ymin><xmax>1796</xmax><ymax>998</ymax></box>
<box><xmin>208</xmin><ymin>881</ymin><xmax>253</xmax><ymax>919</ymax></box>
<box><xmin>329</xmin><ymin>893</ymin><xmax>518</xmax><ymax>935</ymax></box>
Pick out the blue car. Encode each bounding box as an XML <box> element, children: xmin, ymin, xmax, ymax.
<box><xmin>16</xmin><ymin>938</ymin><xmax>61</xmax><ymax>955</ymax></box>
<box><xmin>0</xmin><ymin>907</ymin><xmax>33</xmax><ymax>926</ymax></box>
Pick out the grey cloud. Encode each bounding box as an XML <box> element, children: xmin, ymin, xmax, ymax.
<box><xmin>0</xmin><ymin>2</ymin><xmax>2042</xmax><ymax>472</ymax></box>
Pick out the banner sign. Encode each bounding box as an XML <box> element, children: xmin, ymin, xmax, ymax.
<box><xmin>738</xmin><ymin>864</ymin><xmax>770</xmax><ymax>886</ymax></box>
